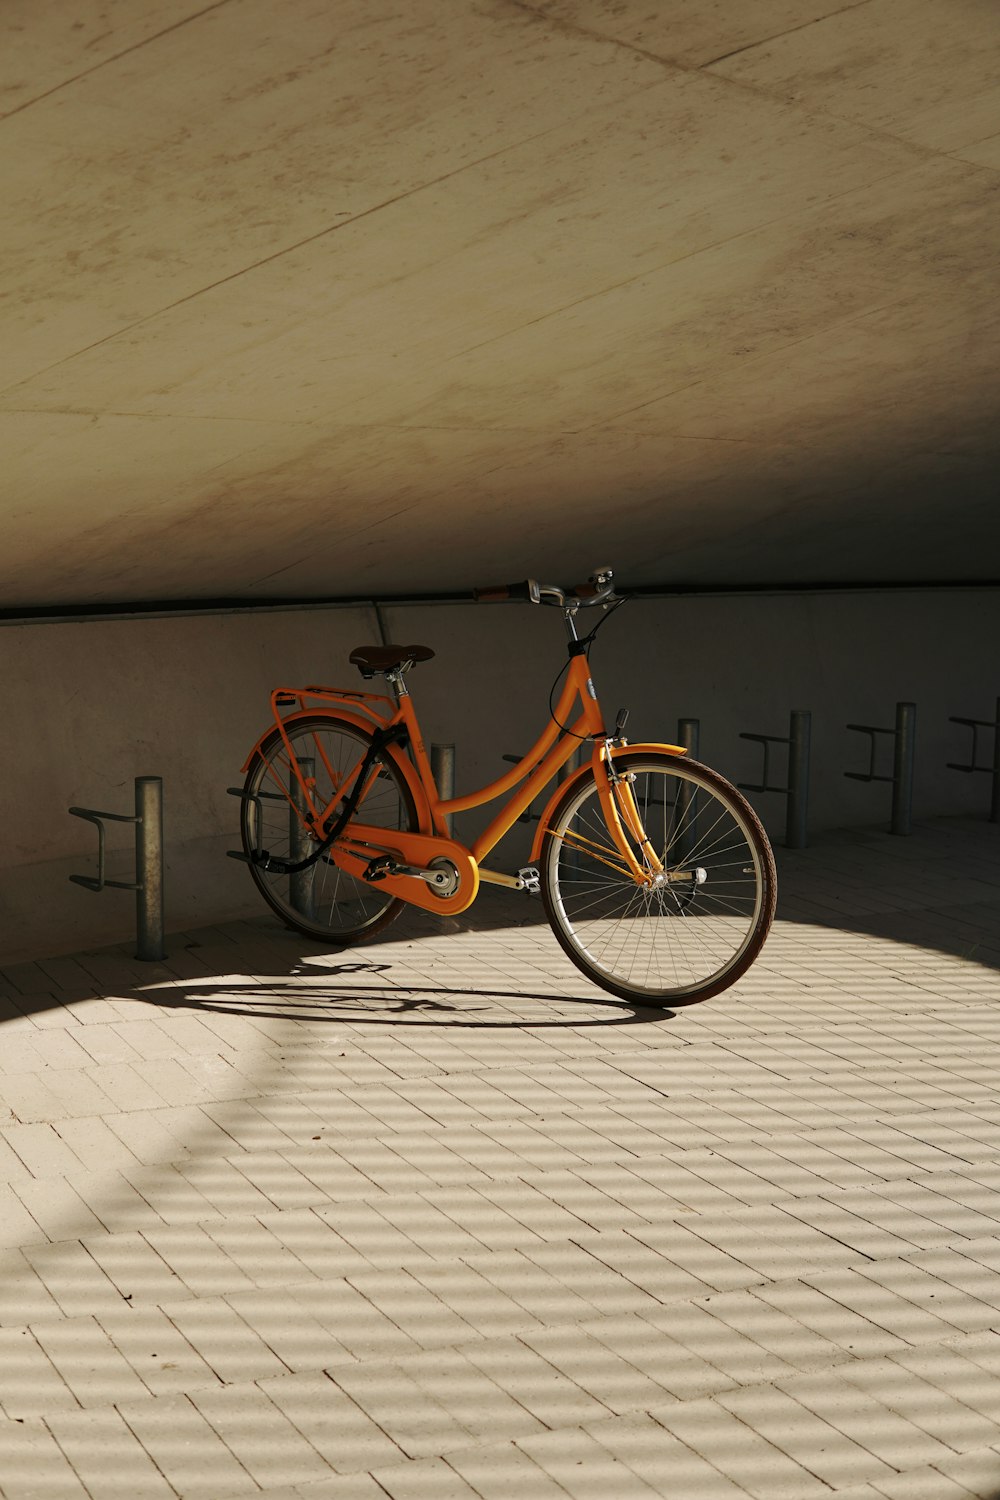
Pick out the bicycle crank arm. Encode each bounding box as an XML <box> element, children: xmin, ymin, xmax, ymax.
<box><xmin>363</xmin><ymin>855</ymin><xmax>455</xmax><ymax>892</ymax></box>
<box><xmin>329</xmin><ymin>824</ymin><xmax>480</xmax><ymax>917</ymax></box>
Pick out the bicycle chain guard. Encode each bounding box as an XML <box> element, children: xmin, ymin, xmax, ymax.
<box><xmin>332</xmin><ymin>826</ymin><xmax>480</xmax><ymax>917</ymax></box>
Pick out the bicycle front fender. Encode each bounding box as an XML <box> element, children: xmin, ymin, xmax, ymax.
<box><xmin>239</xmin><ymin>707</ymin><xmax>433</xmax><ymax>835</ymax></box>
<box><xmin>528</xmin><ymin>741</ymin><xmax>687</xmax><ymax>865</ymax></box>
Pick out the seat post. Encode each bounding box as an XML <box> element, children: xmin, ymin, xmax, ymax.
<box><xmin>386</xmin><ymin>668</ymin><xmax>409</xmax><ymax>699</ymax></box>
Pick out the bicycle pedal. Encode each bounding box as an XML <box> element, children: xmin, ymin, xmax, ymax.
<box><xmin>363</xmin><ymin>855</ymin><xmax>396</xmax><ymax>883</ymax></box>
<box><xmin>518</xmin><ymin>865</ymin><xmax>541</xmax><ymax>895</ymax></box>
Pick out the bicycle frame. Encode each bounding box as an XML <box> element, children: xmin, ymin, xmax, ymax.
<box><xmin>236</xmin><ymin>568</ymin><xmax>774</xmax><ymax>1005</ymax></box>
<box><xmin>242</xmin><ymin>650</ymin><xmax>687</xmax><ymax>899</ymax></box>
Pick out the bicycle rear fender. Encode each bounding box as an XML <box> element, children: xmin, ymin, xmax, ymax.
<box><xmin>528</xmin><ymin>741</ymin><xmax>687</xmax><ymax>864</ymax></box>
<box><xmin>239</xmin><ymin>707</ymin><xmax>433</xmax><ymax>836</ymax></box>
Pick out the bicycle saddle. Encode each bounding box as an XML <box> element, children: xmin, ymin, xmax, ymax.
<box><xmin>349</xmin><ymin>644</ymin><xmax>435</xmax><ymax>678</ymax></box>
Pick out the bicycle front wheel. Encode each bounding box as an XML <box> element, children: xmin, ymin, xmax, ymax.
<box><xmin>540</xmin><ymin>753</ymin><xmax>776</xmax><ymax>1006</ymax></box>
<box><xmin>241</xmin><ymin>714</ymin><xmax>418</xmax><ymax>945</ymax></box>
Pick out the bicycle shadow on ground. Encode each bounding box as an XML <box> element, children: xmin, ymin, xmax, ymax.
<box><xmin>3</xmin><ymin>818</ymin><xmax>996</xmax><ymax>1028</ymax></box>
<box><xmin>143</xmin><ymin>959</ymin><xmax>678</xmax><ymax>1028</ymax></box>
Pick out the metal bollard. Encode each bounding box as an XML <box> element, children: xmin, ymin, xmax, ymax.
<box><xmin>559</xmin><ymin>746</ymin><xmax>584</xmax><ymax>783</ymax></box>
<box><xmin>786</xmin><ymin>710</ymin><xmax>812</xmax><ymax>849</ymax></box>
<box><xmin>891</xmin><ymin>702</ymin><xmax>916</xmax><ymax>837</ymax></box>
<box><xmin>675</xmin><ymin>720</ymin><xmax>700</xmax><ymax>861</ymax></box>
<box><xmin>431</xmin><ymin>743</ymin><xmax>455</xmax><ymax>834</ymax></box>
<box><xmin>134</xmin><ymin>777</ymin><xmax>165</xmax><ymax>962</ymax></box>
<box><xmin>558</xmin><ymin>746</ymin><xmax>584</xmax><ymax>872</ymax></box>
<box><xmin>289</xmin><ymin>757</ymin><xmax>315</xmax><ymax>920</ymax></box>
<box><xmin>677</xmin><ymin>718</ymin><xmax>700</xmax><ymax>758</ymax></box>
<box><xmin>70</xmin><ymin>776</ymin><xmax>165</xmax><ymax>961</ymax></box>
<box><xmin>845</xmin><ymin>701</ymin><xmax>917</xmax><ymax>836</ymax></box>
<box><xmin>737</xmin><ymin>710</ymin><xmax>812</xmax><ymax>849</ymax></box>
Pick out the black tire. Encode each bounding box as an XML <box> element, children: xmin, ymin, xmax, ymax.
<box><xmin>241</xmin><ymin>714</ymin><xmax>418</xmax><ymax>944</ymax></box>
<box><xmin>540</xmin><ymin>753</ymin><xmax>776</xmax><ymax>1006</ymax></box>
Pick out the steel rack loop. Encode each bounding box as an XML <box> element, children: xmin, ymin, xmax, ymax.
<box><xmin>69</xmin><ymin>776</ymin><xmax>165</xmax><ymax>960</ymax></box>
<box><xmin>845</xmin><ymin>701</ymin><xmax>916</xmax><ymax>836</ymax></box>
<box><xmin>737</xmin><ymin>709</ymin><xmax>812</xmax><ymax>849</ymax></box>
<box><xmin>947</xmin><ymin>696</ymin><xmax>1000</xmax><ymax>823</ymax></box>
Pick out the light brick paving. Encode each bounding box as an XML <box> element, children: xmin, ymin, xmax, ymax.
<box><xmin>0</xmin><ymin>816</ymin><xmax>997</xmax><ymax>1495</ymax></box>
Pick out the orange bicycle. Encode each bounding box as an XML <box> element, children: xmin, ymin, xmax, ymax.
<box><xmin>232</xmin><ymin>567</ymin><xmax>776</xmax><ymax>1006</ymax></box>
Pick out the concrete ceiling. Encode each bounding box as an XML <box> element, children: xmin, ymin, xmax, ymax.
<box><xmin>3</xmin><ymin>0</ymin><xmax>999</xmax><ymax>608</ymax></box>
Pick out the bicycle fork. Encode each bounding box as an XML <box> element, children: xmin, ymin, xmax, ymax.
<box><xmin>596</xmin><ymin>747</ymin><xmax>710</xmax><ymax>896</ymax></box>
<box><xmin>591</xmin><ymin>745</ymin><xmax>664</xmax><ymax>885</ymax></box>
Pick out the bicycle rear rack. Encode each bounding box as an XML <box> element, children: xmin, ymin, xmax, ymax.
<box><xmin>68</xmin><ymin>776</ymin><xmax>165</xmax><ymax>961</ymax></box>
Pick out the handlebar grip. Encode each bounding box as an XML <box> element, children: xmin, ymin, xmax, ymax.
<box><xmin>472</xmin><ymin>581</ymin><xmax>532</xmax><ymax>602</ymax></box>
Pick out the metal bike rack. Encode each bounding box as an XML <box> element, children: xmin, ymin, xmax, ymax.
<box><xmin>68</xmin><ymin>776</ymin><xmax>165</xmax><ymax>960</ymax></box>
<box><xmin>947</xmin><ymin>697</ymin><xmax>1000</xmax><ymax>823</ymax></box>
<box><xmin>738</xmin><ymin>709</ymin><xmax>812</xmax><ymax>849</ymax></box>
<box><xmin>845</xmin><ymin>701</ymin><xmax>916</xmax><ymax>836</ymax></box>
<box><xmin>431</xmin><ymin>743</ymin><xmax>455</xmax><ymax>833</ymax></box>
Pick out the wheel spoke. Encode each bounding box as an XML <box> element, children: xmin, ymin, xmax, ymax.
<box><xmin>241</xmin><ymin>719</ymin><xmax>414</xmax><ymax>944</ymax></box>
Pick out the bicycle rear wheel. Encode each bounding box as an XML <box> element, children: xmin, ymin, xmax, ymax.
<box><xmin>241</xmin><ymin>714</ymin><xmax>418</xmax><ymax>944</ymax></box>
<box><xmin>540</xmin><ymin>753</ymin><xmax>776</xmax><ymax>1006</ymax></box>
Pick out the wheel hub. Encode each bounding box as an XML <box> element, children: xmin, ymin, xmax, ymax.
<box><xmin>427</xmin><ymin>857</ymin><xmax>460</xmax><ymax>898</ymax></box>
<box><xmin>647</xmin><ymin>866</ymin><xmax>707</xmax><ymax>888</ymax></box>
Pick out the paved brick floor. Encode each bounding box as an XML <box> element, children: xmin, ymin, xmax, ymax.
<box><xmin>1</xmin><ymin>816</ymin><xmax>999</xmax><ymax>1499</ymax></box>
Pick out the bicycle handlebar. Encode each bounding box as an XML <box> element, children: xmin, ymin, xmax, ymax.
<box><xmin>473</xmin><ymin>568</ymin><xmax>618</xmax><ymax>608</ymax></box>
<box><xmin>471</xmin><ymin>581</ymin><xmax>537</xmax><ymax>603</ymax></box>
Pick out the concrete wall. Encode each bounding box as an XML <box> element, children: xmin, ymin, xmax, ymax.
<box><xmin>0</xmin><ymin>606</ymin><xmax>377</xmax><ymax>964</ymax></box>
<box><xmin>2</xmin><ymin>587</ymin><xmax>996</xmax><ymax>964</ymax></box>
